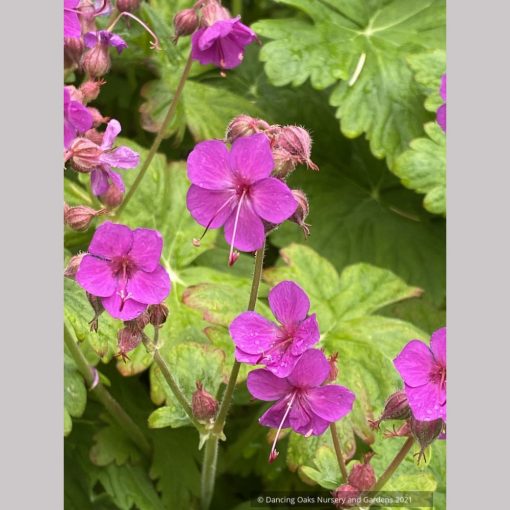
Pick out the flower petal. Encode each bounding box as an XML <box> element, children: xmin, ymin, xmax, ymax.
<box><xmin>88</xmin><ymin>221</ymin><xmax>133</xmax><ymax>258</ymax></box>
<box><xmin>405</xmin><ymin>383</ymin><xmax>446</xmax><ymax>422</ymax></box>
<box><xmin>101</xmin><ymin>119</ymin><xmax>121</xmax><ymax>149</ymax></box>
<box><xmin>247</xmin><ymin>369</ymin><xmax>292</xmax><ymax>401</ymax></box>
<box><xmin>290</xmin><ymin>314</ymin><xmax>320</xmax><ymax>356</ymax></box>
<box><xmin>223</xmin><ymin>200</ymin><xmax>265</xmax><ymax>251</ymax></box>
<box><xmin>128</xmin><ymin>228</ymin><xmax>163</xmax><ymax>272</ymax></box>
<box><xmin>394</xmin><ymin>340</ymin><xmax>435</xmax><ymax>388</ymax></box>
<box><xmin>83</xmin><ymin>31</ymin><xmax>99</xmax><ymax>48</ymax></box>
<box><xmin>263</xmin><ymin>347</ymin><xmax>301</xmax><ymax>379</ymax></box>
<box><xmin>197</xmin><ymin>20</ymin><xmax>236</xmax><ymax>50</ymax></box>
<box><xmin>102</xmin><ymin>293</ymin><xmax>147</xmax><ymax>321</ymax></box>
<box><xmin>229</xmin><ymin>134</ymin><xmax>274</xmax><ymax>183</ymax></box>
<box><xmin>186</xmin><ymin>140</ymin><xmax>233</xmax><ymax>190</ymax></box>
<box><xmin>306</xmin><ymin>385</ymin><xmax>355</xmax><ymax>422</ymax></box>
<box><xmin>229</xmin><ymin>312</ymin><xmax>279</xmax><ymax>355</ymax></box>
<box><xmin>100</xmin><ymin>147</ymin><xmax>140</xmax><ymax>169</ymax></box>
<box><xmin>287</xmin><ymin>349</ymin><xmax>330</xmax><ymax>389</ymax></box>
<box><xmin>128</xmin><ymin>265</ymin><xmax>171</xmax><ymax>305</ymax></box>
<box><xmin>90</xmin><ymin>168</ymin><xmax>109</xmax><ymax>196</ymax></box>
<box><xmin>436</xmin><ymin>104</ymin><xmax>446</xmax><ymax>132</ymax></box>
<box><xmin>186</xmin><ymin>185</ymin><xmax>235</xmax><ymax>229</ymax></box>
<box><xmin>68</xmin><ymin>101</ymin><xmax>93</xmax><ymax>132</ymax></box>
<box><xmin>230</xmin><ymin>21</ymin><xmax>257</xmax><ymax>46</ymax></box>
<box><xmin>109</xmin><ymin>33</ymin><xmax>127</xmax><ymax>53</ymax></box>
<box><xmin>430</xmin><ymin>327</ymin><xmax>446</xmax><ymax>367</ymax></box>
<box><xmin>64</xmin><ymin>12</ymin><xmax>81</xmax><ymax>39</ymax></box>
<box><xmin>250</xmin><ymin>177</ymin><xmax>297</xmax><ymax>224</ymax></box>
<box><xmin>259</xmin><ymin>398</ymin><xmax>291</xmax><ymax>429</ymax></box>
<box><xmin>269</xmin><ymin>280</ymin><xmax>310</xmax><ymax>326</ymax></box>
<box><xmin>107</xmin><ymin>170</ymin><xmax>125</xmax><ymax>193</ymax></box>
<box><xmin>76</xmin><ymin>255</ymin><xmax>116</xmax><ymax>297</ymax></box>
<box><xmin>235</xmin><ymin>348</ymin><xmax>263</xmax><ymax>364</ymax></box>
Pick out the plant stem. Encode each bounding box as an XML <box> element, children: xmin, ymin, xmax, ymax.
<box><xmin>200</xmin><ymin>435</ymin><xmax>219</xmax><ymax>510</ymax></box>
<box><xmin>371</xmin><ymin>437</ymin><xmax>414</xmax><ymax>492</ymax></box>
<box><xmin>213</xmin><ymin>244</ymin><xmax>266</xmax><ymax>434</ymax></box>
<box><xmin>200</xmin><ymin>244</ymin><xmax>266</xmax><ymax>510</ymax></box>
<box><xmin>330</xmin><ymin>423</ymin><xmax>348</xmax><ymax>482</ymax></box>
<box><xmin>141</xmin><ymin>333</ymin><xmax>203</xmax><ymax>431</ymax></box>
<box><xmin>116</xmin><ymin>51</ymin><xmax>194</xmax><ymax>216</ymax></box>
<box><xmin>64</xmin><ymin>324</ymin><xmax>152</xmax><ymax>456</ymax></box>
<box><xmin>232</xmin><ymin>0</ymin><xmax>243</xmax><ymax>16</ymax></box>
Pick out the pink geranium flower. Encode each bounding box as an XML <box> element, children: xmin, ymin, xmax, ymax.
<box><xmin>191</xmin><ymin>16</ymin><xmax>256</xmax><ymax>70</ymax></box>
<box><xmin>230</xmin><ymin>281</ymin><xmax>319</xmax><ymax>377</ymax></box>
<box><xmin>248</xmin><ymin>349</ymin><xmax>355</xmax><ymax>461</ymax></box>
<box><xmin>64</xmin><ymin>0</ymin><xmax>81</xmax><ymax>38</ymax></box>
<box><xmin>186</xmin><ymin>134</ymin><xmax>297</xmax><ymax>264</ymax></box>
<box><xmin>64</xmin><ymin>87</ymin><xmax>93</xmax><ymax>149</ymax></box>
<box><xmin>394</xmin><ymin>327</ymin><xmax>446</xmax><ymax>421</ymax></box>
<box><xmin>76</xmin><ymin>222</ymin><xmax>171</xmax><ymax>320</ymax></box>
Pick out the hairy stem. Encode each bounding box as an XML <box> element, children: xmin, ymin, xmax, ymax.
<box><xmin>116</xmin><ymin>52</ymin><xmax>193</xmax><ymax>216</ymax></box>
<box><xmin>200</xmin><ymin>243</ymin><xmax>266</xmax><ymax>510</ymax></box>
<box><xmin>330</xmin><ymin>423</ymin><xmax>348</xmax><ymax>482</ymax></box>
<box><xmin>64</xmin><ymin>324</ymin><xmax>151</xmax><ymax>456</ymax></box>
<box><xmin>141</xmin><ymin>333</ymin><xmax>203</xmax><ymax>431</ymax></box>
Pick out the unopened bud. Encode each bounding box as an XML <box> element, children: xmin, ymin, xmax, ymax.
<box><xmin>79</xmin><ymin>79</ymin><xmax>105</xmax><ymax>103</ymax></box>
<box><xmin>64</xmin><ymin>253</ymin><xmax>85</xmax><ymax>279</ymax></box>
<box><xmin>125</xmin><ymin>310</ymin><xmax>150</xmax><ymax>331</ymax></box>
<box><xmin>64</xmin><ymin>37</ymin><xmax>85</xmax><ymax>69</ymax></box>
<box><xmin>324</xmin><ymin>352</ymin><xmax>339</xmax><ymax>383</ymax></box>
<box><xmin>99</xmin><ymin>181</ymin><xmax>124</xmax><ymax>208</ymax></box>
<box><xmin>289</xmin><ymin>189</ymin><xmax>311</xmax><ymax>238</ymax></box>
<box><xmin>192</xmin><ymin>381</ymin><xmax>218</xmax><ymax>421</ymax></box>
<box><xmin>117</xmin><ymin>326</ymin><xmax>143</xmax><ymax>360</ymax></box>
<box><xmin>173</xmin><ymin>8</ymin><xmax>199</xmax><ymax>42</ymax></box>
<box><xmin>271</xmin><ymin>147</ymin><xmax>297</xmax><ymax>179</ymax></box>
<box><xmin>64</xmin><ymin>204</ymin><xmax>105</xmax><ymax>231</ymax></box>
<box><xmin>272</xmin><ymin>125</ymin><xmax>319</xmax><ymax>172</ymax></box>
<box><xmin>87</xmin><ymin>107</ymin><xmax>109</xmax><ymax>127</ymax></box>
<box><xmin>348</xmin><ymin>454</ymin><xmax>376</xmax><ymax>491</ymax></box>
<box><xmin>117</xmin><ymin>0</ymin><xmax>141</xmax><ymax>13</ymax></box>
<box><xmin>84</xmin><ymin>128</ymin><xmax>104</xmax><ymax>145</ymax></box>
<box><xmin>225</xmin><ymin>115</ymin><xmax>271</xmax><ymax>144</ymax></box>
<box><xmin>67</xmin><ymin>137</ymin><xmax>102</xmax><ymax>173</ymax></box>
<box><xmin>410</xmin><ymin>415</ymin><xmax>444</xmax><ymax>462</ymax></box>
<box><xmin>200</xmin><ymin>0</ymin><xmax>231</xmax><ymax>27</ymax></box>
<box><xmin>370</xmin><ymin>390</ymin><xmax>411</xmax><ymax>429</ymax></box>
<box><xmin>81</xmin><ymin>45</ymin><xmax>111</xmax><ymax>78</ymax></box>
<box><xmin>331</xmin><ymin>485</ymin><xmax>361</xmax><ymax>509</ymax></box>
<box><xmin>87</xmin><ymin>292</ymin><xmax>105</xmax><ymax>332</ymax></box>
<box><xmin>148</xmin><ymin>303</ymin><xmax>169</xmax><ymax>327</ymax></box>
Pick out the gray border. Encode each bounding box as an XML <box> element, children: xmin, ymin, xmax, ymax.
<box><xmin>449</xmin><ymin>0</ymin><xmax>510</xmax><ymax>507</ymax></box>
<box><xmin>0</xmin><ymin>1</ymin><xmax>62</xmax><ymax>508</ymax></box>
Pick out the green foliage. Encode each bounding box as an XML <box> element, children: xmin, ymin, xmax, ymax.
<box><xmin>64</xmin><ymin>352</ymin><xmax>87</xmax><ymax>437</ymax></box>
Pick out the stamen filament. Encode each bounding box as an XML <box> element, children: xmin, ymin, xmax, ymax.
<box><xmin>228</xmin><ymin>191</ymin><xmax>247</xmax><ymax>266</ymax></box>
<box><xmin>195</xmin><ymin>194</ymin><xmax>236</xmax><ymax>246</ymax></box>
<box><xmin>107</xmin><ymin>12</ymin><xmax>161</xmax><ymax>50</ymax></box>
<box><xmin>269</xmin><ymin>392</ymin><xmax>297</xmax><ymax>463</ymax></box>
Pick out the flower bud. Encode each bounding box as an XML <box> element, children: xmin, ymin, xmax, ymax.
<box><xmin>148</xmin><ymin>303</ymin><xmax>169</xmax><ymax>327</ymax></box>
<box><xmin>64</xmin><ymin>37</ymin><xmax>85</xmax><ymax>69</ymax></box>
<box><xmin>87</xmin><ymin>107</ymin><xmax>109</xmax><ymax>127</ymax></box>
<box><xmin>173</xmin><ymin>8</ymin><xmax>199</xmax><ymax>42</ymax></box>
<box><xmin>117</xmin><ymin>0</ymin><xmax>141</xmax><ymax>13</ymax></box>
<box><xmin>81</xmin><ymin>45</ymin><xmax>111</xmax><ymax>77</ymax></box>
<box><xmin>87</xmin><ymin>292</ymin><xmax>105</xmax><ymax>332</ymax></box>
<box><xmin>117</xmin><ymin>325</ymin><xmax>143</xmax><ymax>360</ymax></box>
<box><xmin>66</xmin><ymin>137</ymin><xmax>102</xmax><ymax>173</ymax></box>
<box><xmin>125</xmin><ymin>310</ymin><xmax>150</xmax><ymax>331</ymax></box>
<box><xmin>370</xmin><ymin>390</ymin><xmax>411</xmax><ymax>429</ymax></box>
<box><xmin>64</xmin><ymin>253</ymin><xmax>85</xmax><ymax>279</ymax></box>
<box><xmin>79</xmin><ymin>2</ymin><xmax>97</xmax><ymax>33</ymax></box>
<box><xmin>271</xmin><ymin>147</ymin><xmax>297</xmax><ymax>179</ymax></box>
<box><xmin>99</xmin><ymin>181</ymin><xmax>124</xmax><ymax>208</ymax></box>
<box><xmin>225</xmin><ymin>115</ymin><xmax>271</xmax><ymax>144</ymax></box>
<box><xmin>200</xmin><ymin>0</ymin><xmax>231</xmax><ymax>27</ymax></box>
<box><xmin>348</xmin><ymin>454</ymin><xmax>376</xmax><ymax>491</ymax></box>
<box><xmin>272</xmin><ymin>125</ymin><xmax>319</xmax><ymax>172</ymax></box>
<box><xmin>410</xmin><ymin>415</ymin><xmax>444</xmax><ymax>455</ymax></box>
<box><xmin>192</xmin><ymin>381</ymin><xmax>218</xmax><ymax>421</ymax></box>
<box><xmin>331</xmin><ymin>485</ymin><xmax>360</xmax><ymax>509</ymax></box>
<box><xmin>84</xmin><ymin>128</ymin><xmax>104</xmax><ymax>145</ymax></box>
<box><xmin>324</xmin><ymin>352</ymin><xmax>338</xmax><ymax>383</ymax></box>
<box><xmin>64</xmin><ymin>204</ymin><xmax>105</xmax><ymax>231</ymax></box>
<box><xmin>289</xmin><ymin>189</ymin><xmax>311</xmax><ymax>238</ymax></box>
<box><xmin>79</xmin><ymin>79</ymin><xmax>105</xmax><ymax>103</ymax></box>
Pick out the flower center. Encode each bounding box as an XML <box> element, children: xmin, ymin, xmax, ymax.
<box><xmin>110</xmin><ymin>255</ymin><xmax>137</xmax><ymax>310</ymax></box>
<box><xmin>429</xmin><ymin>363</ymin><xmax>446</xmax><ymax>390</ymax></box>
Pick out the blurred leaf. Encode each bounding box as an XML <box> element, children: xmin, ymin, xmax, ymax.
<box><xmin>254</xmin><ymin>0</ymin><xmax>446</xmax><ymax>167</ymax></box>
<box><xmin>300</xmin><ymin>446</ymin><xmax>341</xmax><ymax>490</ymax></box>
<box><xmin>394</xmin><ymin>122</ymin><xmax>446</xmax><ymax>216</ymax></box>
<box><xmin>408</xmin><ymin>49</ymin><xmax>446</xmax><ymax>111</ymax></box>
<box><xmin>64</xmin><ymin>353</ymin><xmax>87</xmax><ymax>437</ymax></box>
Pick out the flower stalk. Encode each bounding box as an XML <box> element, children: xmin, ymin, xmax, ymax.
<box><xmin>330</xmin><ymin>422</ymin><xmax>348</xmax><ymax>482</ymax></box>
<box><xmin>116</xmin><ymin>51</ymin><xmax>194</xmax><ymax>216</ymax></box>
<box><xmin>64</xmin><ymin>323</ymin><xmax>151</xmax><ymax>456</ymax></box>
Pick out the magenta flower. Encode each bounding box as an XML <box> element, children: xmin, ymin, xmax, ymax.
<box><xmin>394</xmin><ymin>327</ymin><xmax>446</xmax><ymax>422</ymax></box>
<box><xmin>64</xmin><ymin>0</ymin><xmax>81</xmax><ymax>38</ymax></box>
<box><xmin>247</xmin><ymin>349</ymin><xmax>355</xmax><ymax>461</ymax></box>
<box><xmin>84</xmin><ymin>30</ymin><xmax>128</xmax><ymax>54</ymax></box>
<box><xmin>437</xmin><ymin>74</ymin><xmax>446</xmax><ymax>132</ymax></box>
<box><xmin>64</xmin><ymin>87</ymin><xmax>93</xmax><ymax>149</ymax></box>
<box><xmin>186</xmin><ymin>134</ymin><xmax>297</xmax><ymax>264</ymax></box>
<box><xmin>191</xmin><ymin>17</ymin><xmax>256</xmax><ymax>70</ymax></box>
<box><xmin>230</xmin><ymin>281</ymin><xmax>319</xmax><ymax>377</ymax></box>
<box><xmin>76</xmin><ymin>222</ymin><xmax>171</xmax><ymax>320</ymax></box>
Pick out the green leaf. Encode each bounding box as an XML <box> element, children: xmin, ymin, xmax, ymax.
<box><xmin>408</xmin><ymin>49</ymin><xmax>446</xmax><ymax>111</ymax></box>
<box><xmin>394</xmin><ymin>122</ymin><xmax>446</xmax><ymax>216</ymax></box>
<box><xmin>149</xmin><ymin>342</ymin><xmax>226</xmax><ymax>427</ymax></box>
<box><xmin>300</xmin><ymin>446</ymin><xmax>341</xmax><ymax>490</ymax></box>
<box><xmin>254</xmin><ymin>0</ymin><xmax>446</xmax><ymax>167</ymax></box>
<box><xmin>271</xmin><ymin>141</ymin><xmax>446</xmax><ymax>303</ymax></box>
<box><xmin>64</xmin><ymin>353</ymin><xmax>87</xmax><ymax>437</ymax></box>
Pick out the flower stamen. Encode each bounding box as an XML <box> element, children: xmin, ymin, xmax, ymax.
<box><xmin>269</xmin><ymin>392</ymin><xmax>297</xmax><ymax>463</ymax></box>
<box><xmin>228</xmin><ymin>190</ymin><xmax>247</xmax><ymax>266</ymax></box>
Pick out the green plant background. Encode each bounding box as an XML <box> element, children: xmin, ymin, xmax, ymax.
<box><xmin>64</xmin><ymin>1</ymin><xmax>446</xmax><ymax>508</ymax></box>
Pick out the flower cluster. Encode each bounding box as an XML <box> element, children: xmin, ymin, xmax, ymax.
<box><xmin>230</xmin><ymin>281</ymin><xmax>355</xmax><ymax>461</ymax></box>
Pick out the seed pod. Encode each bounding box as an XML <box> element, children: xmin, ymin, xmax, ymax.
<box><xmin>192</xmin><ymin>381</ymin><xmax>218</xmax><ymax>421</ymax></box>
<box><xmin>370</xmin><ymin>390</ymin><xmax>411</xmax><ymax>429</ymax></box>
<box><xmin>148</xmin><ymin>303</ymin><xmax>169</xmax><ymax>327</ymax></box>
<box><xmin>64</xmin><ymin>205</ymin><xmax>105</xmax><ymax>231</ymax></box>
<box><xmin>410</xmin><ymin>415</ymin><xmax>444</xmax><ymax>462</ymax></box>
<box><xmin>81</xmin><ymin>45</ymin><xmax>111</xmax><ymax>77</ymax></box>
<box><xmin>117</xmin><ymin>326</ymin><xmax>143</xmax><ymax>358</ymax></box>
